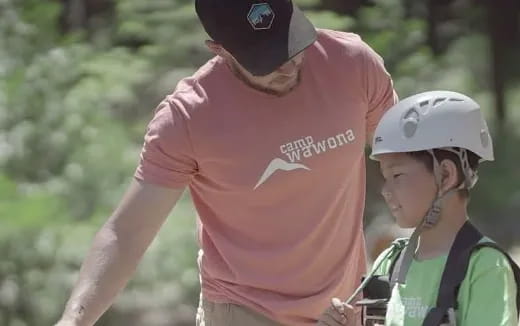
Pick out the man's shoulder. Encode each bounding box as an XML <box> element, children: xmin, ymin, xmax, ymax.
<box><xmin>165</xmin><ymin>57</ymin><xmax>224</xmax><ymax>113</ymax></box>
<box><xmin>317</xmin><ymin>29</ymin><xmax>362</xmax><ymax>44</ymax></box>
<box><xmin>316</xmin><ymin>29</ymin><xmax>368</xmax><ymax>52</ymax></box>
<box><xmin>313</xmin><ymin>29</ymin><xmax>379</xmax><ymax>65</ymax></box>
<box><xmin>191</xmin><ymin>56</ymin><xmax>225</xmax><ymax>85</ymax></box>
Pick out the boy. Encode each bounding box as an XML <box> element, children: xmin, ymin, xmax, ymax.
<box><xmin>317</xmin><ymin>90</ymin><xmax>519</xmax><ymax>326</ymax></box>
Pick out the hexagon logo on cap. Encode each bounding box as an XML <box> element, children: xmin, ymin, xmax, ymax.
<box><xmin>247</xmin><ymin>3</ymin><xmax>275</xmax><ymax>30</ymax></box>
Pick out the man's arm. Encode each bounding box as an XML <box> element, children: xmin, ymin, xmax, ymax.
<box><xmin>56</xmin><ymin>179</ymin><xmax>185</xmax><ymax>326</ymax></box>
<box><xmin>360</xmin><ymin>41</ymin><xmax>398</xmax><ymax>147</ymax></box>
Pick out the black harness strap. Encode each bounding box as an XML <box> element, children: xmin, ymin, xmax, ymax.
<box><xmin>386</xmin><ymin>222</ymin><xmax>520</xmax><ymax>326</ymax></box>
<box><xmin>422</xmin><ymin>221</ymin><xmax>482</xmax><ymax>326</ymax></box>
<box><xmin>389</xmin><ymin>245</ymin><xmax>404</xmax><ymax>291</ymax></box>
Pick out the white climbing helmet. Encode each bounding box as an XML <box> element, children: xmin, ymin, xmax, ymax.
<box><xmin>370</xmin><ymin>90</ymin><xmax>494</xmax><ymax>162</ymax></box>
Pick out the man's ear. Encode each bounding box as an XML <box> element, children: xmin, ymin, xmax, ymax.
<box><xmin>205</xmin><ymin>40</ymin><xmax>226</xmax><ymax>56</ymax></box>
<box><xmin>439</xmin><ymin>159</ymin><xmax>460</xmax><ymax>194</ymax></box>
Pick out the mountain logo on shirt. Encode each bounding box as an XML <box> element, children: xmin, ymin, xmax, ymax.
<box><xmin>254</xmin><ymin>158</ymin><xmax>310</xmax><ymax>189</ymax></box>
<box><xmin>254</xmin><ymin>129</ymin><xmax>356</xmax><ymax>189</ymax></box>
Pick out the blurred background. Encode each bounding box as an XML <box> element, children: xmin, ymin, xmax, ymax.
<box><xmin>1</xmin><ymin>0</ymin><xmax>519</xmax><ymax>325</ymax></box>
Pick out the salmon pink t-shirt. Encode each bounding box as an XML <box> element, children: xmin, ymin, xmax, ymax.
<box><xmin>135</xmin><ymin>29</ymin><xmax>397</xmax><ymax>325</ymax></box>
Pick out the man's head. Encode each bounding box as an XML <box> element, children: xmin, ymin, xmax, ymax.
<box><xmin>195</xmin><ymin>0</ymin><xmax>316</xmax><ymax>94</ymax></box>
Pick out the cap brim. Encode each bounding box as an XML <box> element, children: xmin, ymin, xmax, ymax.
<box><xmin>232</xmin><ymin>3</ymin><xmax>317</xmax><ymax>76</ymax></box>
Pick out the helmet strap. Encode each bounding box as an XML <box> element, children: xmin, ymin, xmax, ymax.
<box><xmin>394</xmin><ymin>149</ymin><xmax>463</xmax><ymax>284</ymax></box>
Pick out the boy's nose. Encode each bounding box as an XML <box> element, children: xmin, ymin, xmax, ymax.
<box><xmin>381</xmin><ymin>187</ymin><xmax>392</xmax><ymax>201</ymax></box>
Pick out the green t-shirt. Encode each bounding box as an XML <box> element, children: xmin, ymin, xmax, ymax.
<box><xmin>371</xmin><ymin>239</ymin><xmax>518</xmax><ymax>326</ymax></box>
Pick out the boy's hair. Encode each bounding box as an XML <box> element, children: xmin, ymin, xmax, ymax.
<box><xmin>407</xmin><ymin>148</ymin><xmax>480</xmax><ymax>198</ymax></box>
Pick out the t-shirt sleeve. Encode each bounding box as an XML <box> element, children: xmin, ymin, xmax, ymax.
<box><xmin>459</xmin><ymin>247</ymin><xmax>518</xmax><ymax>326</ymax></box>
<box><xmin>361</xmin><ymin>42</ymin><xmax>398</xmax><ymax>145</ymax></box>
<box><xmin>134</xmin><ymin>99</ymin><xmax>198</xmax><ymax>188</ymax></box>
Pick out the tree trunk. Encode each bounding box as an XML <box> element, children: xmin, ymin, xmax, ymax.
<box><xmin>427</xmin><ymin>0</ymin><xmax>441</xmax><ymax>56</ymax></box>
<box><xmin>485</xmin><ymin>0</ymin><xmax>519</xmax><ymax>128</ymax></box>
<box><xmin>59</xmin><ymin>0</ymin><xmax>114</xmax><ymax>34</ymax></box>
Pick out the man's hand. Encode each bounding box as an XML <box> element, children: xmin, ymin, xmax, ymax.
<box><xmin>316</xmin><ymin>298</ymin><xmax>356</xmax><ymax>326</ymax></box>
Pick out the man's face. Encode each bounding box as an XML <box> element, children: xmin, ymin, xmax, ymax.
<box><xmin>230</xmin><ymin>52</ymin><xmax>305</xmax><ymax>96</ymax></box>
<box><xmin>206</xmin><ymin>41</ymin><xmax>305</xmax><ymax>96</ymax></box>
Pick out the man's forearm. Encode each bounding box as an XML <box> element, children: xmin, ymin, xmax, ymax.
<box><xmin>60</xmin><ymin>224</ymin><xmax>149</xmax><ymax>326</ymax></box>
<box><xmin>57</xmin><ymin>181</ymin><xmax>184</xmax><ymax>326</ymax></box>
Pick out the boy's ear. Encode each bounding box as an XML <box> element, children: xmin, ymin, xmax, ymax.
<box><xmin>439</xmin><ymin>159</ymin><xmax>460</xmax><ymax>194</ymax></box>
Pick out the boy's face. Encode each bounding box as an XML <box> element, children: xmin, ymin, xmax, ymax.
<box><xmin>378</xmin><ymin>153</ymin><xmax>437</xmax><ymax>228</ymax></box>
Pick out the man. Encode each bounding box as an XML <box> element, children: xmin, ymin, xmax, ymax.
<box><xmin>55</xmin><ymin>0</ymin><xmax>397</xmax><ymax>325</ymax></box>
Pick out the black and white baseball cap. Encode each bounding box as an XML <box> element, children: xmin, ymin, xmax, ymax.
<box><xmin>195</xmin><ymin>0</ymin><xmax>317</xmax><ymax>76</ymax></box>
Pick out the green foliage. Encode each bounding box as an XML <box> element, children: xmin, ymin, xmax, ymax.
<box><xmin>1</xmin><ymin>43</ymin><xmax>147</xmax><ymax>218</ymax></box>
<box><xmin>0</xmin><ymin>175</ymin><xmax>64</xmax><ymax>231</ymax></box>
<box><xmin>115</xmin><ymin>0</ymin><xmax>208</xmax><ymax>70</ymax></box>
<box><xmin>0</xmin><ymin>185</ymin><xmax>199</xmax><ymax>326</ymax></box>
<box><xmin>0</xmin><ymin>0</ymin><xmax>61</xmax><ymax>70</ymax></box>
<box><xmin>470</xmin><ymin>128</ymin><xmax>520</xmax><ymax>248</ymax></box>
<box><xmin>1</xmin><ymin>0</ymin><xmax>520</xmax><ymax>325</ymax></box>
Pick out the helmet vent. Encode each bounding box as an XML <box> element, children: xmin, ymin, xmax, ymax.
<box><xmin>480</xmin><ymin>129</ymin><xmax>490</xmax><ymax>148</ymax></box>
<box><xmin>433</xmin><ymin>98</ymin><xmax>447</xmax><ymax>108</ymax></box>
<box><xmin>403</xmin><ymin>108</ymin><xmax>420</xmax><ymax>120</ymax></box>
<box><xmin>402</xmin><ymin>108</ymin><xmax>420</xmax><ymax>138</ymax></box>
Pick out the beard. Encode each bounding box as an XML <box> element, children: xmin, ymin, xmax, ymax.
<box><xmin>226</xmin><ymin>59</ymin><xmax>302</xmax><ymax>96</ymax></box>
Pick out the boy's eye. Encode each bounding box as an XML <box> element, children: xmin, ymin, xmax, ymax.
<box><xmin>393</xmin><ymin>173</ymin><xmax>403</xmax><ymax>178</ymax></box>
